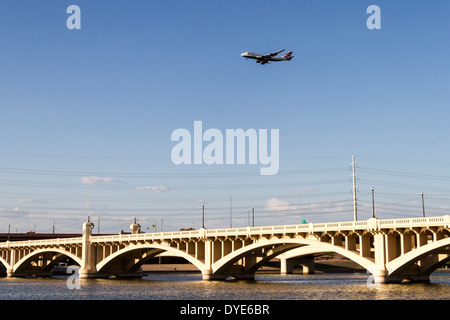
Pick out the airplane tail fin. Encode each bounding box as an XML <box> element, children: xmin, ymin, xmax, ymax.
<box><xmin>283</xmin><ymin>51</ymin><xmax>294</xmax><ymax>60</ymax></box>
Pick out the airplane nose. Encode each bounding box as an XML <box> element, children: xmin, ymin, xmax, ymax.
<box><xmin>240</xmin><ymin>52</ymin><xmax>246</xmax><ymax>56</ymax></box>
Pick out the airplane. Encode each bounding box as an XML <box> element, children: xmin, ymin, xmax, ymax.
<box><xmin>241</xmin><ymin>49</ymin><xmax>294</xmax><ymax>65</ymax></box>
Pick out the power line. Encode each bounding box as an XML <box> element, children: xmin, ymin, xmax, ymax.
<box><xmin>0</xmin><ymin>165</ymin><xmax>348</xmax><ymax>178</ymax></box>
<box><xmin>359</xmin><ymin>166</ymin><xmax>450</xmax><ymax>182</ymax></box>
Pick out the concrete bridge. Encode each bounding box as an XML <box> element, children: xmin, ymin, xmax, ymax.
<box><xmin>0</xmin><ymin>215</ymin><xmax>449</xmax><ymax>283</ymax></box>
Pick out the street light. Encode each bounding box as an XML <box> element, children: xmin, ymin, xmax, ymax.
<box><xmin>252</xmin><ymin>206</ymin><xmax>255</xmax><ymax>227</ymax></box>
<box><xmin>372</xmin><ymin>187</ymin><xmax>376</xmax><ymax>218</ymax></box>
<box><xmin>421</xmin><ymin>192</ymin><xmax>425</xmax><ymax>217</ymax></box>
<box><xmin>202</xmin><ymin>202</ymin><xmax>205</xmax><ymax>228</ymax></box>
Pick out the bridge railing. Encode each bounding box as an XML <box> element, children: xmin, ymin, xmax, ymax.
<box><xmin>91</xmin><ymin>215</ymin><xmax>449</xmax><ymax>242</ymax></box>
<box><xmin>92</xmin><ymin>229</ymin><xmax>202</xmax><ymax>243</ymax></box>
<box><xmin>0</xmin><ymin>237</ymin><xmax>83</xmax><ymax>248</ymax></box>
<box><xmin>379</xmin><ymin>215</ymin><xmax>449</xmax><ymax>228</ymax></box>
<box><xmin>0</xmin><ymin>215</ymin><xmax>448</xmax><ymax>247</ymax></box>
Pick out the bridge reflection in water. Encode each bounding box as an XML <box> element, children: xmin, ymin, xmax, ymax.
<box><xmin>0</xmin><ymin>216</ymin><xmax>448</xmax><ymax>284</ymax></box>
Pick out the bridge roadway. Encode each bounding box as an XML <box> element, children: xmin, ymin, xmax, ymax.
<box><xmin>0</xmin><ymin>215</ymin><xmax>449</xmax><ymax>283</ymax></box>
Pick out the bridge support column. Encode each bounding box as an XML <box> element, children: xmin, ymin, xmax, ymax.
<box><xmin>280</xmin><ymin>257</ymin><xmax>291</xmax><ymax>274</ymax></box>
<box><xmin>300</xmin><ymin>258</ymin><xmax>315</xmax><ymax>274</ymax></box>
<box><xmin>201</xmin><ymin>238</ymin><xmax>216</xmax><ymax>280</ymax></box>
<box><xmin>359</xmin><ymin>234</ymin><xmax>372</xmax><ymax>258</ymax></box>
<box><xmin>6</xmin><ymin>267</ymin><xmax>13</xmax><ymax>277</ymax></box>
<box><xmin>6</xmin><ymin>250</ymin><xmax>15</xmax><ymax>277</ymax></box>
<box><xmin>79</xmin><ymin>220</ymin><xmax>97</xmax><ymax>278</ymax></box>
<box><xmin>372</xmin><ymin>233</ymin><xmax>387</xmax><ymax>283</ymax></box>
<box><xmin>372</xmin><ymin>268</ymin><xmax>389</xmax><ymax>284</ymax></box>
<box><xmin>201</xmin><ymin>270</ymin><xmax>214</xmax><ymax>280</ymax></box>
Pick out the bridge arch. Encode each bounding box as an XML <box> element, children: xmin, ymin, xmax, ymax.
<box><xmin>211</xmin><ymin>238</ymin><xmax>377</xmax><ymax>278</ymax></box>
<box><xmin>0</xmin><ymin>256</ymin><xmax>11</xmax><ymax>271</ymax></box>
<box><xmin>13</xmin><ymin>248</ymin><xmax>82</xmax><ymax>276</ymax></box>
<box><xmin>96</xmin><ymin>244</ymin><xmax>207</xmax><ymax>277</ymax></box>
<box><xmin>386</xmin><ymin>237</ymin><xmax>450</xmax><ymax>281</ymax></box>
<box><xmin>283</xmin><ymin>242</ymin><xmax>377</xmax><ymax>271</ymax></box>
<box><xmin>212</xmin><ymin>240</ymin><xmax>304</xmax><ymax>277</ymax></box>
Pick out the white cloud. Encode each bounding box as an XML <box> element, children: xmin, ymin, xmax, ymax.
<box><xmin>296</xmin><ymin>187</ymin><xmax>319</xmax><ymax>194</ymax></box>
<box><xmin>265</xmin><ymin>197</ymin><xmax>299</xmax><ymax>212</ymax></box>
<box><xmin>19</xmin><ymin>198</ymin><xmax>48</xmax><ymax>203</ymax></box>
<box><xmin>136</xmin><ymin>185</ymin><xmax>170</xmax><ymax>193</ymax></box>
<box><xmin>265</xmin><ymin>197</ymin><xmax>348</xmax><ymax>214</ymax></box>
<box><xmin>79</xmin><ymin>201</ymin><xmax>107</xmax><ymax>209</ymax></box>
<box><xmin>81</xmin><ymin>176</ymin><xmax>116</xmax><ymax>185</ymax></box>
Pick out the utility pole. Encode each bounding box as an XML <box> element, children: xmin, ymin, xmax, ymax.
<box><xmin>352</xmin><ymin>155</ymin><xmax>358</xmax><ymax>221</ymax></box>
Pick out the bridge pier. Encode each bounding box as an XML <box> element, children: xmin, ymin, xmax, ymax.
<box><xmin>79</xmin><ymin>220</ymin><xmax>97</xmax><ymax>279</ymax></box>
<box><xmin>372</xmin><ymin>268</ymin><xmax>389</xmax><ymax>284</ymax></box>
<box><xmin>280</xmin><ymin>256</ymin><xmax>315</xmax><ymax>275</ymax></box>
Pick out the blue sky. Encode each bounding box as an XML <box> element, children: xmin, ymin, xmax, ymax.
<box><xmin>1</xmin><ymin>1</ymin><xmax>450</xmax><ymax>233</ymax></box>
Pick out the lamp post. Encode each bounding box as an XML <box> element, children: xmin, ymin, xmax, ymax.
<box><xmin>252</xmin><ymin>206</ymin><xmax>255</xmax><ymax>227</ymax></box>
<box><xmin>202</xmin><ymin>202</ymin><xmax>205</xmax><ymax>228</ymax></box>
<box><xmin>230</xmin><ymin>195</ymin><xmax>232</xmax><ymax>228</ymax></box>
<box><xmin>421</xmin><ymin>192</ymin><xmax>425</xmax><ymax>217</ymax></box>
<box><xmin>372</xmin><ymin>187</ymin><xmax>376</xmax><ymax>218</ymax></box>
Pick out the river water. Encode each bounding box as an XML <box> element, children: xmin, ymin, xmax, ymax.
<box><xmin>0</xmin><ymin>273</ymin><xmax>447</xmax><ymax>319</ymax></box>
<box><xmin>0</xmin><ymin>272</ymin><xmax>448</xmax><ymax>300</ymax></box>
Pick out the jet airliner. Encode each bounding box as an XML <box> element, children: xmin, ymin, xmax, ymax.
<box><xmin>241</xmin><ymin>49</ymin><xmax>294</xmax><ymax>65</ymax></box>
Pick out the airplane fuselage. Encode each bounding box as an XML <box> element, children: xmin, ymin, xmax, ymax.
<box><xmin>240</xmin><ymin>52</ymin><xmax>286</xmax><ymax>61</ymax></box>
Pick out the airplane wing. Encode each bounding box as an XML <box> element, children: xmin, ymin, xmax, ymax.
<box><xmin>268</xmin><ymin>49</ymin><xmax>285</xmax><ymax>57</ymax></box>
<box><xmin>255</xmin><ymin>50</ymin><xmax>285</xmax><ymax>62</ymax></box>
